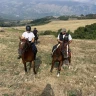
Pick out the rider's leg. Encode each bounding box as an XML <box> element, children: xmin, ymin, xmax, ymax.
<box><xmin>31</xmin><ymin>43</ymin><xmax>37</xmax><ymax>60</ymax></box>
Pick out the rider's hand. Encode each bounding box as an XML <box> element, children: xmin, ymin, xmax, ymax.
<box><xmin>59</xmin><ymin>41</ymin><xmax>63</xmax><ymax>43</ymax></box>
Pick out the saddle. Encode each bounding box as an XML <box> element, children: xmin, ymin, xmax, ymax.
<box><xmin>52</xmin><ymin>43</ymin><xmax>71</xmax><ymax>58</ymax></box>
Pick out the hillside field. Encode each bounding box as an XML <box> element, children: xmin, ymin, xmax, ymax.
<box><xmin>15</xmin><ymin>19</ymin><xmax>96</xmax><ymax>32</ymax></box>
<box><xmin>0</xmin><ymin>20</ymin><xmax>96</xmax><ymax>96</ymax></box>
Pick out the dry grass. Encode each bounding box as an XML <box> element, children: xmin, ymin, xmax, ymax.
<box><xmin>14</xmin><ymin>19</ymin><xmax>96</xmax><ymax>32</ymax></box>
<box><xmin>0</xmin><ymin>26</ymin><xmax>96</xmax><ymax>96</ymax></box>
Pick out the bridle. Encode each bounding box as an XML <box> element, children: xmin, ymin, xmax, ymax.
<box><xmin>19</xmin><ymin>40</ymin><xmax>30</xmax><ymax>55</ymax></box>
<box><xmin>61</xmin><ymin>41</ymin><xmax>69</xmax><ymax>58</ymax></box>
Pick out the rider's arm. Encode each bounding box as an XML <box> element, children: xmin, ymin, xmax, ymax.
<box><xmin>21</xmin><ymin>36</ymin><xmax>25</xmax><ymax>39</ymax></box>
<box><xmin>31</xmin><ymin>38</ymin><xmax>35</xmax><ymax>43</ymax></box>
<box><xmin>21</xmin><ymin>32</ymin><xmax>26</xmax><ymax>39</ymax></box>
<box><xmin>68</xmin><ymin>34</ymin><xmax>72</xmax><ymax>44</ymax></box>
<box><xmin>69</xmin><ymin>40</ymin><xmax>72</xmax><ymax>44</ymax></box>
<box><xmin>31</xmin><ymin>32</ymin><xmax>35</xmax><ymax>43</ymax></box>
<box><xmin>57</xmin><ymin>39</ymin><xmax>63</xmax><ymax>43</ymax></box>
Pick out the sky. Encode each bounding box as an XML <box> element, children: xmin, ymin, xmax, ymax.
<box><xmin>45</xmin><ymin>0</ymin><xmax>96</xmax><ymax>4</ymax></box>
<box><xmin>54</xmin><ymin>0</ymin><xmax>96</xmax><ymax>5</ymax></box>
<box><xmin>0</xmin><ymin>0</ymin><xmax>96</xmax><ymax>5</ymax></box>
<box><xmin>35</xmin><ymin>0</ymin><xmax>96</xmax><ymax>4</ymax></box>
<box><xmin>0</xmin><ymin>0</ymin><xmax>96</xmax><ymax>4</ymax></box>
<box><xmin>58</xmin><ymin>0</ymin><xmax>95</xmax><ymax>3</ymax></box>
<box><xmin>70</xmin><ymin>0</ymin><xmax>95</xmax><ymax>3</ymax></box>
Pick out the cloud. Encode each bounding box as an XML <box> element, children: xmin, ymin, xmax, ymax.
<box><xmin>71</xmin><ymin>0</ymin><xmax>89</xmax><ymax>2</ymax></box>
<box><xmin>55</xmin><ymin>0</ymin><xmax>96</xmax><ymax>4</ymax></box>
<box><xmin>71</xmin><ymin>0</ymin><xmax>96</xmax><ymax>4</ymax></box>
<box><xmin>30</xmin><ymin>0</ymin><xmax>96</xmax><ymax>5</ymax></box>
<box><xmin>58</xmin><ymin>0</ymin><xmax>90</xmax><ymax>3</ymax></box>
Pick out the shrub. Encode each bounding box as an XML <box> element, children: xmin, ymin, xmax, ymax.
<box><xmin>73</xmin><ymin>23</ymin><xmax>96</xmax><ymax>39</ymax></box>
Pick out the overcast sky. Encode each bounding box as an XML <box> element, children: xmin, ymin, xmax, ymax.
<box><xmin>36</xmin><ymin>0</ymin><xmax>96</xmax><ymax>4</ymax></box>
<box><xmin>70</xmin><ymin>0</ymin><xmax>95</xmax><ymax>3</ymax></box>
<box><xmin>58</xmin><ymin>0</ymin><xmax>95</xmax><ymax>3</ymax></box>
<box><xmin>42</xmin><ymin>0</ymin><xmax>96</xmax><ymax>4</ymax></box>
<box><xmin>0</xmin><ymin>0</ymin><xmax>96</xmax><ymax>5</ymax></box>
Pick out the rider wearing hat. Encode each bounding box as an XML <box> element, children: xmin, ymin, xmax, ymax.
<box><xmin>57</xmin><ymin>28</ymin><xmax>72</xmax><ymax>44</ymax></box>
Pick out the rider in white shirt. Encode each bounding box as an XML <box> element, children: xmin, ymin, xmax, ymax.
<box><xmin>18</xmin><ymin>25</ymin><xmax>37</xmax><ymax>59</ymax></box>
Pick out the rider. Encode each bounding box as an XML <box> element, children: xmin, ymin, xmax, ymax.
<box><xmin>52</xmin><ymin>28</ymin><xmax>72</xmax><ymax>56</ymax></box>
<box><xmin>33</xmin><ymin>28</ymin><xmax>38</xmax><ymax>43</ymax></box>
<box><xmin>17</xmin><ymin>25</ymin><xmax>37</xmax><ymax>59</ymax></box>
<box><xmin>57</xmin><ymin>28</ymin><xmax>72</xmax><ymax>58</ymax></box>
<box><xmin>57</xmin><ymin>28</ymin><xmax>72</xmax><ymax>44</ymax></box>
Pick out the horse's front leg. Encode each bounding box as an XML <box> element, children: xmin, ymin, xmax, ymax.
<box><xmin>29</xmin><ymin>62</ymin><xmax>32</xmax><ymax>70</ymax></box>
<box><xmin>68</xmin><ymin>57</ymin><xmax>71</xmax><ymax>69</ymax></box>
<box><xmin>32</xmin><ymin>61</ymin><xmax>36</xmax><ymax>74</ymax></box>
<box><xmin>23</xmin><ymin>62</ymin><xmax>27</xmax><ymax>72</ymax></box>
<box><xmin>50</xmin><ymin>59</ymin><xmax>55</xmax><ymax>73</ymax></box>
<box><xmin>57</xmin><ymin>61</ymin><xmax>63</xmax><ymax>77</ymax></box>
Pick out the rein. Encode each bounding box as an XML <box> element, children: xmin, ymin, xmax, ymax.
<box><xmin>20</xmin><ymin>41</ymin><xmax>30</xmax><ymax>55</ymax></box>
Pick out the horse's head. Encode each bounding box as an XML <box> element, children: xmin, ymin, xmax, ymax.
<box><xmin>60</xmin><ymin>40</ymin><xmax>69</xmax><ymax>58</ymax></box>
<box><xmin>19</xmin><ymin>37</ymin><xmax>29</xmax><ymax>52</ymax></box>
<box><xmin>62</xmin><ymin>40</ymin><xmax>69</xmax><ymax>48</ymax></box>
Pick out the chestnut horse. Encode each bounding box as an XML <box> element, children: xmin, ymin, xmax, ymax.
<box><xmin>19</xmin><ymin>38</ymin><xmax>36</xmax><ymax>74</ymax></box>
<box><xmin>50</xmin><ymin>40</ymin><xmax>71</xmax><ymax>77</ymax></box>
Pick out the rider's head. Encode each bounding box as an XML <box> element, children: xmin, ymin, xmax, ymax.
<box><xmin>26</xmin><ymin>25</ymin><xmax>31</xmax><ymax>31</ymax></box>
<box><xmin>34</xmin><ymin>28</ymin><xmax>36</xmax><ymax>30</ymax></box>
<box><xmin>61</xmin><ymin>28</ymin><xmax>66</xmax><ymax>34</ymax></box>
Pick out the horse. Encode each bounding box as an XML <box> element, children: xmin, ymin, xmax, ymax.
<box><xmin>50</xmin><ymin>40</ymin><xmax>71</xmax><ymax>77</ymax></box>
<box><xmin>34</xmin><ymin>34</ymin><xmax>38</xmax><ymax>44</ymax></box>
<box><xmin>33</xmin><ymin>29</ymin><xmax>38</xmax><ymax>44</ymax></box>
<box><xmin>18</xmin><ymin>37</ymin><xmax>36</xmax><ymax>74</ymax></box>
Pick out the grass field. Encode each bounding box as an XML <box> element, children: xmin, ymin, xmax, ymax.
<box><xmin>0</xmin><ymin>20</ymin><xmax>96</xmax><ymax>96</ymax></box>
<box><xmin>15</xmin><ymin>19</ymin><xmax>96</xmax><ymax>32</ymax></box>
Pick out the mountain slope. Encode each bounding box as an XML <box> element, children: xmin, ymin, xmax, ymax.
<box><xmin>0</xmin><ymin>0</ymin><xmax>96</xmax><ymax>19</ymax></box>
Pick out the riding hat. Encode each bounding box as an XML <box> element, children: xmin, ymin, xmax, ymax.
<box><xmin>26</xmin><ymin>25</ymin><xmax>31</xmax><ymax>31</ymax></box>
<box><xmin>61</xmin><ymin>28</ymin><xmax>66</xmax><ymax>32</ymax></box>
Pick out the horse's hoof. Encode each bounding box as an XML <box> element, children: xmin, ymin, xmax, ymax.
<box><xmin>25</xmin><ymin>72</ymin><xmax>28</xmax><ymax>75</ymax></box>
<box><xmin>34</xmin><ymin>72</ymin><xmax>37</xmax><ymax>74</ymax></box>
<box><xmin>50</xmin><ymin>69</ymin><xmax>52</xmax><ymax>73</ymax></box>
<box><xmin>68</xmin><ymin>66</ymin><xmax>71</xmax><ymax>69</ymax></box>
<box><xmin>57</xmin><ymin>73</ymin><xmax>60</xmax><ymax>77</ymax></box>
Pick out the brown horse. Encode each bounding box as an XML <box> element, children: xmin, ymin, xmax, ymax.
<box><xmin>50</xmin><ymin>40</ymin><xmax>71</xmax><ymax>77</ymax></box>
<box><xmin>19</xmin><ymin>37</ymin><xmax>36</xmax><ymax>74</ymax></box>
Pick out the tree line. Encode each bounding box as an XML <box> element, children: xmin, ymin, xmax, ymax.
<box><xmin>40</xmin><ymin>23</ymin><xmax>96</xmax><ymax>40</ymax></box>
<box><xmin>1</xmin><ymin>14</ymin><xmax>96</xmax><ymax>27</ymax></box>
